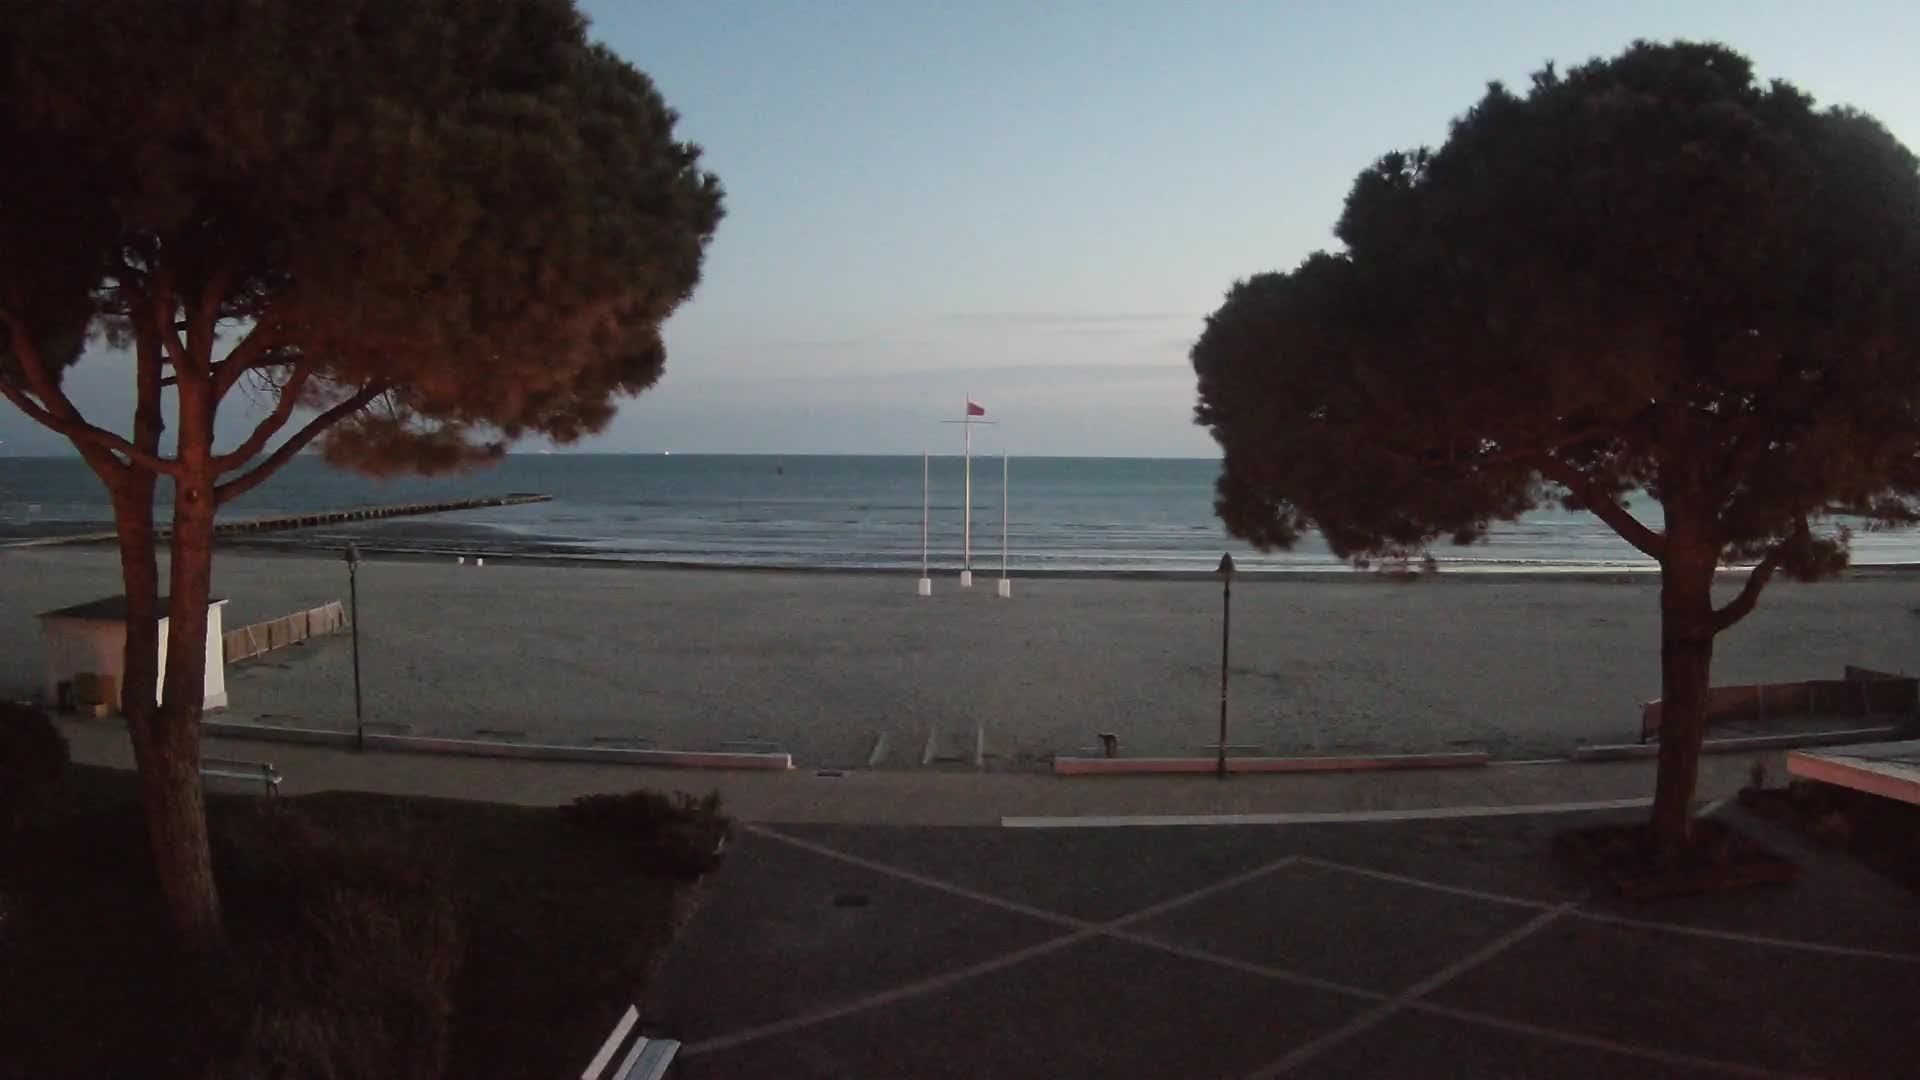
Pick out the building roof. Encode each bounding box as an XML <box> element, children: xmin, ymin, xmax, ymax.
<box><xmin>37</xmin><ymin>596</ymin><xmax>227</xmax><ymax>621</ymax></box>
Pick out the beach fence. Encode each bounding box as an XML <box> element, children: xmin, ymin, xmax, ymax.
<box><xmin>1639</xmin><ymin>666</ymin><xmax>1918</xmax><ymax>742</ymax></box>
<box><xmin>223</xmin><ymin>601</ymin><xmax>348</xmax><ymax>664</ymax></box>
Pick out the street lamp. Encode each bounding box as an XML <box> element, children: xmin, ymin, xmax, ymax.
<box><xmin>344</xmin><ymin>544</ymin><xmax>364</xmax><ymax>751</ymax></box>
<box><xmin>1217</xmin><ymin>552</ymin><xmax>1235</xmax><ymax>779</ymax></box>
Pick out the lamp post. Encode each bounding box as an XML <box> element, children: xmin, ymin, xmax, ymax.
<box><xmin>1217</xmin><ymin>552</ymin><xmax>1235</xmax><ymax>779</ymax></box>
<box><xmin>345</xmin><ymin>544</ymin><xmax>364</xmax><ymax>751</ymax></box>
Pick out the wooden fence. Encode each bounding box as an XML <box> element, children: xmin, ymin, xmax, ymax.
<box><xmin>224</xmin><ymin>601</ymin><xmax>348</xmax><ymax>664</ymax></box>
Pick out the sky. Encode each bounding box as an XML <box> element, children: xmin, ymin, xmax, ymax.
<box><xmin>6</xmin><ymin>1</ymin><xmax>1920</xmax><ymax>458</ymax></box>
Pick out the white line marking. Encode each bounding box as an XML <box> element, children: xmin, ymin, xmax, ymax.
<box><xmin>1001</xmin><ymin>797</ymin><xmax>1653</xmax><ymax>828</ymax></box>
<box><xmin>689</xmin><ymin>824</ymin><xmax>1919</xmax><ymax>1070</ymax></box>
<box><xmin>1408</xmin><ymin>1002</ymin><xmax>1808</xmax><ymax>1079</ymax></box>
<box><xmin>743</xmin><ymin>824</ymin><xmax>1085</xmax><ymax>931</ymax></box>
<box><xmin>1306</xmin><ymin>856</ymin><xmax>1920</xmax><ymax>963</ymax></box>
<box><xmin>1295</xmin><ymin>856</ymin><xmax>1561</xmax><ymax>911</ymax></box>
<box><xmin>687</xmin><ymin>826</ymin><xmax>1311</xmax><ymax>1058</ymax></box>
<box><xmin>1574</xmin><ymin>911</ymin><xmax>1920</xmax><ymax>964</ymax></box>
<box><xmin>1102</xmin><ymin>927</ymin><xmax>1385</xmax><ymax>1002</ymax></box>
<box><xmin>684</xmin><ymin>926</ymin><xmax>1102</xmax><ymax>1056</ymax></box>
<box><xmin>1245</xmin><ymin>904</ymin><xmax>1574</xmax><ymax>1078</ymax></box>
<box><xmin>1100</xmin><ymin>856</ymin><xmax>1303</xmax><ymax>928</ymax></box>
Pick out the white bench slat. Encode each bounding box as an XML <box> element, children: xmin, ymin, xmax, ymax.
<box><xmin>198</xmin><ymin>758</ymin><xmax>282</xmax><ymax>795</ymax></box>
<box><xmin>582</xmin><ymin>1005</ymin><xmax>639</xmax><ymax>1080</ymax></box>
<box><xmin>621</xmin><ymin>1038</ymin><xmax>679</xmax><ymax>1080</ymax></box>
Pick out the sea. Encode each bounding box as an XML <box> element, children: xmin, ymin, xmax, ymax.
<box><xmin>5</xmin><ymin>453</ymin><xmax>1920</xmax><ymax>573</ymax></box>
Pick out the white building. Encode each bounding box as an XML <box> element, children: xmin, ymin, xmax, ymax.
<box><xmin>37</xmin><ymin>595</ymin><xmax>229</xmax><ymax>712</ymax></box>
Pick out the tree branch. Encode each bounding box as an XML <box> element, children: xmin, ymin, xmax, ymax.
<box><xmin>212</xmin><ymin>360</ymin><xmax>315</xmax><ymax>472</ymax></box>
<box><xmin>215</xmin><ymin>383</ymin><xmax>388</xmax><ymax>505</ymax></box>
<box><xmin>1711</xmin><ymin>538</ymin><xmax>1790</xmax><ymax>633</ymax></box>
<box><xmin>183</xmin><ymin>264</ymin><xmax>230</xmax><ymax>378</ymax></box>
<box><xmin>0</xmin><ymin>308</ymin><xmax>179</xmax><ymax>476</ymax></box>
<box><xmin>210</xmin><ymin>324</ymin><xmax>285</xmax><ymax>397</ymax></box>
<box><xmin>1536</xmin><ymin>455</ymin><xmax>1667</xmax><ymax>560</ymax></box>
<box><xmin>142</xmin><ymin>269</ymin><xmax>192</xmax><ymax>377</ymax></box>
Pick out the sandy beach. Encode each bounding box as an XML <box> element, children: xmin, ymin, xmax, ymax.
<box><xmin>3</xmin><ymin>546</ymin><xmax>1917</xmax><ymax>768</ymax></box>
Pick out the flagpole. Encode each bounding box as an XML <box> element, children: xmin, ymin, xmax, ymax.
<box><xmin>918</xmin><ymin>450</ymin><xmax>932</xmax><ymax>596</ymax></box>
<box><xmin>997</xmin><ymin>448</ymin><xmax>1011</xmax><ymax>598</ymax></box>
<box><xmin>961</xmin><ymin>397</ymin><xmax>973</xmax><ymax>587</ymax></box>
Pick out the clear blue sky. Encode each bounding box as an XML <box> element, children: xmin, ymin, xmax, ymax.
<box><xmin>7</xmin><ymin>1</ymin><xmax>1919</xmax><ymax>457</ymax></box>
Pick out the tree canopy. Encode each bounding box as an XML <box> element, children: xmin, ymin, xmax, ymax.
<box><xmin>0</xmin><ymin>0</ymin><xmax>723</xmax><ymax>950</ymax></box>
<box><xmin>1</xmin><ymin>0</ymin><xmax>723</xmax><ymax>480</ymax></box>
<box><xmin>1192</xmin><ymin>40</ymin><xmax>1920</xmax><ymax>852</ymax></box>
<box><xmin>1194</xmin><ymin>41</ymin><xmax>1920</xmax><ymax>582</ymax></box>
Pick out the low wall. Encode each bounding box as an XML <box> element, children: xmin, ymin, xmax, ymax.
<box><xmin>1640</xmin><ymin>668</ymin><xmax>1918</xmax><ymax>741</ymax></box>
<box><xmin>224</xmin><ymin>601</ymin><xmax>347</xmax><ymax>664</ymax></box>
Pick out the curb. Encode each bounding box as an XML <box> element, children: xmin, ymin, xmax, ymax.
<box><xmin>1002</xmin><ymin>796</ymin><xmax>1653</xmax><ymax>828</ymax></box>
<box><xmin>1052</xmin><ymin>751</ymin><xmax>1489</xmax><ymax>777</ymax></box>
<box><xmin>1570</xmin><ymin>726</ymin><xmax>1902</xmax><ymax>762</ymax></box>
<box><xmin>202</xmin><ymin>720</ymin><xmax>793</xmax><ymax>770</ymax></box>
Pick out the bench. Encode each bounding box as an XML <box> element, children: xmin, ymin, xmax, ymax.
<box><xmin>199</xmin><ymin>757</ymin><xmax>282</xmax><ymax>796</ymax></box>
<box><xmin>582</xmin><ymin>1005</ymin><xmax>679</xmax><ymax>1080</ymax></box>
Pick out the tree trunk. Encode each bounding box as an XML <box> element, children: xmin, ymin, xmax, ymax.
<box><xmin>147</xmin><ymin>376</ymin><xmax>225</xmax><ymax>952</ymax></box>
<box><xmin>1650</xmin><ymin>548</ymin><xmax>1717</xmax><ymax>858</ymax></box>
<box><xmin>110</xmin><ymin>483</ymin><xmax>160</xmax><ymax>732</ymax></box>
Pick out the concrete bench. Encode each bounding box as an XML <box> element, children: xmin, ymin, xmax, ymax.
<box><xmin>199</xmin><ymin>757</ymin><xmax>281</xmax><ymax>796</ymax></box>
<box><xmin>582</xmin><ymin>1005</ymin><xmax>679</xmax><ymax>1080</ymax></box>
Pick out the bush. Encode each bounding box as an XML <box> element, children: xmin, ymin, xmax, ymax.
<box><xmin>204</xmin><ymin>806</ymin><xmax>463</xmax><ymax>1080</ymax></box>
<box><xmin>562</xmin><ymin>789</ymin><xmax>731</xmax><ymax>876</ymax></box>
<box><xmin>0</xmin><ymin>702</ymin><xmax>69</xmax><ymax>832</ymax></box>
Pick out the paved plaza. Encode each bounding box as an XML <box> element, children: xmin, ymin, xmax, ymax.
<box><xmin>650</xmin><ymin>808</ymin><xmax>1919</xmax><ymax>1078</ymax></box>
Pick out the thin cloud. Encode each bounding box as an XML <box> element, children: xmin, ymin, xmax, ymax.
<box><xmin>668</xmin><ymin>361</ymin><xmax>1190</xmax><ymax>389</ymax></box>
<box><xmin>939</xmin><ymin>311</ymin><xmax>1199</xmax><ymax>328</ymax></box>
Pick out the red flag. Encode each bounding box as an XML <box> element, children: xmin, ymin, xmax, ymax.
<box><xmin>966</xmin><ymin>399</ymin><xmax>986</xmax><ymax>416</ymax></box>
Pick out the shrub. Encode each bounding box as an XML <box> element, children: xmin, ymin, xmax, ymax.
<box><xmin>204</xmin><ymin>806</ymin><xmax>463</xmax><ymax>1080</ymax></box>
<box><xmin>0</xmin><ymin>702</ymin><xmax>69</xmax><ymax>832</ymax></box>
<box><xmin>562</xmin><ymin>789</ymin><xmax>731</xmax><ymax>877</ymax></box>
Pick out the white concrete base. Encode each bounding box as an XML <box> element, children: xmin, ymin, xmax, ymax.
<box><xmin>917</xmin><ymin>577</ymin><xmax>932</xmax><ymax>597</ymax></box>
<box><xmin>475</xmin><ymin>557</ymin><xmax>484</xmax><ymax>568</ymax></box>
<box><xmin>996</xmin><ymin>578</ymin><xmax>1011</xmax><ymax>598</ymax></box>
<box><xmin>960</xmin><ymin>570</ymin><xmax>973</xmax><ymax>588</ymax></box>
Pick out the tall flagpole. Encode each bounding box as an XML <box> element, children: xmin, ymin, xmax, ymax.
<box><xmin>918</xmin><ymin>450</ymin><xmax>932</xmax><ymax>596</ymax></box>
<box><xmin>961</xmin><ymin>397</ymin><xmax>974</xmax><ymax>587</ymax></box>
<box><xmin>997</xmin><ymin>449</ymin><xmax>1011</xmax><ymax>598</ymax></box>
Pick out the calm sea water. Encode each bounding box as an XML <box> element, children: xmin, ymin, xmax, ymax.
<box><xmin>5</xmin><ymin>453</ymin><xmax>1919</xmax><ymax>572</ymax></box>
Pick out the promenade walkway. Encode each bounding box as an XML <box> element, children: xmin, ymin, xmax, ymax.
<box><xmin>57</xmin><ymin>720</ymin><xmax>1920</xmax><ymax>1077</ymax></box>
